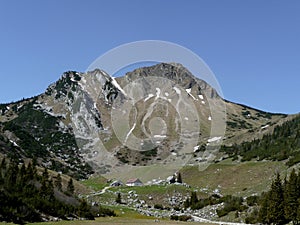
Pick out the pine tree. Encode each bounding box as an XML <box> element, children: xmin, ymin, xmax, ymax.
<box><xmin>0</xmin><ymin>157</ymin><xmax>6</xmax><ymax>180</ymax></box>
<box><xmin>77</xmin><ymin>199</ymin><xmax>94</xmax><ymax>219</ymax></box>
<box><xmin>54</xmin><ymin>173</ymin><xmax>62</xmax><ymax>191</ymax></box>
<box><xmin>42</xmin><ymin>168</ymin><xmax>49</xmax><ymax>181</ymax></box>
<box><xmin>285</xmin><ymin>169</ymin><xmax>299</xmax><ymax>224</ymax></box>
<box><xmin>258</xmin><ymin>192</ymin><xmax>270</xmax><ymax>224</ymax></box>
<box><xmin>0</xmin><ymin>157</ymin><xmax>6</xmax><ymax>170</ymax></box>
<box><xmin>17</xmin><ymin>163</ymin><xmax>26</xmax><ymax>187</ymax></box>
<box><xmin>5</xmin><ymin>159</ymin><xmax>19</xmax><ymax>189</ymax></box>
<box><xmin>190</xmin><ymin>191</ymin><xmax>198</xmax><ymax>206</ymax></box>
<box><xmin>267</xmin><ymin>173</ymin><xmax>287</xmax><ymax>225</ymax></box>
<box><xmin>177</xmin><ymin>172</ymin><xmax>182</xmax><ymax>183</ymax></box>
<box><xmin>25</xmin><ymin>162</ymin><xmax>36</xmax><ymax>181</ymax></box>
<box><xmin>116</xmin><ymin>192</ymin><xmax>122</xmax><ymax>204</ymax></box>
<box><xmin>66</xmin><ymin>178</ymin><xmax>75</xmax><ymax>195</ymax></box>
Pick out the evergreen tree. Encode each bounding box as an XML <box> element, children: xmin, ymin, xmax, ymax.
<box><xmin>42</xmin><ymin>167</ymin><xmax>49</xmax><ymax>181</ymax></box>
<box><xmin>17</xmin><ymin>163</ymin><xmax>27</xmax><ymax>188</ymax></box>
<box><xmin>5</xmin><ymin>158</ymin><xmax>19</xmax><ymax>188</ymax></box>
<box><xmin>184</xmin><ymin>198</ymin><xmax>190</xmax><ymax>209</ymax></box>
<box><xmin>258</xmin><ymin>192</ymin><xmax>270</xmax><ymax>224</ymax></box>
<box><xmin>0</xmin><ymin>157</ymin><xmax>6</xmax><ymax>171</ymax></box>
<box><xmin>25</xmin><ymin>162</ymin><xmax>36</xmax><ymax>181</ymax></box>
<box><xmin>77</xmin><ymin>199</ymin><xmax>94</xmax><ymax>219</ymax></box>
<box><xmin>285</xmin><ymin>169</ymin><xmax>299</xmax><ymax>224</ymax></box>
<box><xmin>0</xmin><ymin>157</ymin><xmax>6</xmax><ymax>183</ymax></box>
<box><xmin>267</xmin><ymin>173</ymin><xmax>286</xmax><ymax>225</ymax></box>
<box><xmin>54</xmin><ymin>173</ymin><xmax>62</xmax><ymax>191</ymax></box>
<box><xmin>116</xmin><ymin>192</ymin><xmax>122</xmax><ymax>204</ymax></box>
<box><xmin>177</xmin><ymin>172</ymin><xmax>182</xmax><ymax>183</ymax></box>
<box><xmin>190</xmin><ymin>191</ymin><xmax>198</xmax><ymax>206</ymax></box>
<box><xmin>66</xmin><ymin>178</ymin><xmax>75</xmax><ymax>195</ymax></box>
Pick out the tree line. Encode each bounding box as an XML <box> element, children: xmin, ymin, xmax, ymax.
<box><xmin>221</xmin><ymin>114</ymin><xmax>300</xmax><ymax>165</ymax></box>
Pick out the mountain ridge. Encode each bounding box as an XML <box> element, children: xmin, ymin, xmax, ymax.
<box><xmin>0</xmin><ymin>63</ymin><xmax>296</xmax><ymax>180</ymax></box>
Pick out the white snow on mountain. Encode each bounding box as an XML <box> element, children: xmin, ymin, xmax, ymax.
<box><xmin>186</xmin><ymin>88</ymin><xmax>197</xmax><ymax>100</ymax></box>
<box><xmin>155</xmin><ymin>88</ymin><xmax>161</xmax><ymax>100</ymax></box>
<box><xmin>111</xmin><ymin>77</ymin><xmax>127</xmax><ymax>96</ymax></box>
<box><xmin>193</xmin><ymin>145</ymin><xmax>199</xmax><ymax>152</ymax></box>
<box><xmin>144</xmin><ymin>94</ymin><xmax>154</xmax><ymax>102</ymax></box>
<box><xmin>261</xmin><ymin>124</ymin><xmax>270</xmax><ymax>129</ymax></box>
<box><xmin>208</xmin><ymin>136</ymin><xmax>222</xmax><ymax>143</ymax></box>
<box><xmin>173</xmin><ymin>86</ymin><xmax>181</xmax><ymax>95</ymax></box>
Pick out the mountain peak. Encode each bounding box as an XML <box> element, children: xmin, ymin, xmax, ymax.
<box><xmin>124</xmin><ymin>63</ymin><xmax>196</xmax><ymax>86</ymax></box>
<box><xmin>120</xmin><ymin>63</ymin><xmax>219</xmax><ymax>100</ymax></box>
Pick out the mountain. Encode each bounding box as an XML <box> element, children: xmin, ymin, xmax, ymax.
<box><xmin>0</xmin><ymin>63</ymin><xmax>295</xmax><ymax>180</ymax></box>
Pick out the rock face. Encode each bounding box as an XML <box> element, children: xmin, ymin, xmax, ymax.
<box><xmin>0</xmin><ymin>63</ymin><xmax>288</xmax><ymax>179</ymax></box>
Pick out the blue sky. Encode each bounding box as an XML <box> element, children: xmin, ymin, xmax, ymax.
<box><xmin>0</xmin><ymin>0</ymin><xmax>299</xmax><ymax>114</ymax></box>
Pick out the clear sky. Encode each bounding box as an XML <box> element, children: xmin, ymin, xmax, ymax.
<box><xmin>0</xmin><ymin>0</ymin><xmax>299</xmax><ymax>114</ymax></box>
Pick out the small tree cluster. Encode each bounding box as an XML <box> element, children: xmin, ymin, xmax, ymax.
<box><xmin>184</xmin><ymin>192</ymin><xmax>244</xmax><ymax>217</ymax></box>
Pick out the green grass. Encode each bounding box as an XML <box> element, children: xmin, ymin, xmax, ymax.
<box><xmin>13</xmin><ymin>217</ymin><xmax>217</xmax><ymax>225</ymax></box>
<box><xmin>111</xmin><ymin>183</ymin><xmax>190</xmax><ymax>195</ymax></box>
<box><xmin>181</xmin><ymin>160</ymin><xmax>287</xmax><ymax>196</ymax></box>
<box><xmin>80</xmin><ymin>176</ymin><xmax>108</xmax><ymax>191</ymax></box>
<box><xmin>106</xmin><ymin>205</ymin><xmax>154</xmax><ymax>219</ymax></box>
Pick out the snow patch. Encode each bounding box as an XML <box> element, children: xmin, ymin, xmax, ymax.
<box><xmin>173</xmin><ymin>86</ymin><xmax>181</xmax><ymax>95</ymax></box>
<box><xmin>144</xmin><ymin>93</ymin><xmax>154</xmax><ymax>102</ymax></box>
<box><xmin>261</xmin><ymin>124</ymin><xmax>270</xmax><ymax>129</ymax></box>
<box><xmin>208</xmin><ymin>136</ymin><xmax>222</xmax><ymax>143</ymax></box>
<box><xmin>201</xmin><ymin>100</ymin><xmax>205</xmax><ymax>104</ymax></box>
<box><xmin>155</xmin><ymin>88</ymin><xmax>161</xmax><ymax>100</ymax></box>
<box><xmin>208</xmin><ymin>116</ymin><xmax>212</xmax><ymax>121</ymax></box>
<box><xmin>186</xmin><ymin>88</ymin><xmax>197</xmax><ymax>100</ymax></box>
<box><xmin>153</xmin><ymin>135</ymin><xmax>166</xmax><ymax>138</ymax></box>
<box><xmin>9</xmin><ymin>140</ymin><xmax>19</xmax><ymax>147</ymax></box>
<box><xmin>193</xmin><ymin>145</ymin><xmax>199</xmax><ymax>152</ymax></box>
<box><xmin>165</xmin><ymin>92</ymin><xmax>169</xmax><ymax>96</ymax></box>
<box><xmin>198</xmin><ymin>94</ymin><xmax>204</xmax><ymax>100</ymax></box>
<box><xmin>124</xmin><ymin>122</ymin><xmax>136</xmax><ymax>143</ymax></box>
<box><xmin>111</xmin><ymin>77</ymin><xmax>127</xmax><ymax>96</ymax></box>
<box><xmin>184</xmin><ymin>117</ymin><xmax>189</xmax><ymax>121</ymax></box>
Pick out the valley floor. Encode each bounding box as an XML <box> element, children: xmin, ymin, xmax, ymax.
<box><xmin>0</xmin><ymin>217</ymin><xmax>217</xmax><ymax>225</ymax></box>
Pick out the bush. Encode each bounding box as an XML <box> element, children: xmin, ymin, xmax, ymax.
<box><xmin>246</xmin><ymin>195</ymin><xmax>259</xmax><ymax>206</ymax></box>
<box><xmin>217</xmin><ymin>195</ymin><xmax>244</xmax><ymax>217</ymax></box>
<box><xmin>170</xmin><ymin>215</ymin><xmax>192</xmax><ymax>221</ymax></box>
<box><xmin>98</xmin><ymin>206</ymin><xmax>116</xmax><ymax>217</ymax></box>
<box><xmin>154</xmin><ymin>204</ymin><xmax>164</xmax><ymax>210</ymax></box>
